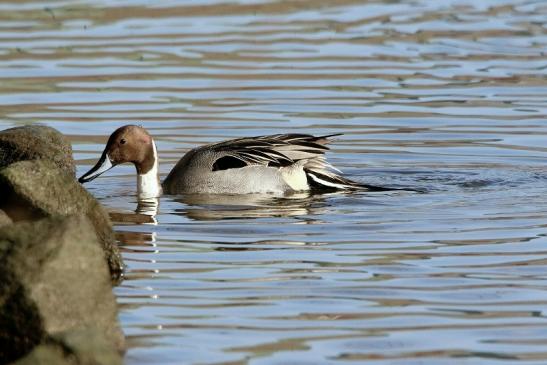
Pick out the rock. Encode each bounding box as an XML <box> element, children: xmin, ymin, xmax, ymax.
<box><xmin>0</xmin><ymin>160</ymin><xmax>123</xmax><ymax>279</ymax></box>
<box><xmin>0</xmin><ymin>125</ymin><xmax>75</xmax><ymax>176</ymax></box>
<box><xmin>12</xmin><ymin>329</ymin><xmax>123</xmax><ymax>365</ymax></box>
<box><xmin>9</xmin><ymin>343</ymin><xmax>67</xmax><ymax>365</ymax></box>
<box><xmin>0</xmin><ymin>210</ymin><xmax>11</xmax><ymax>228</ymax></box>
<box><xmin>0</xmin><ymin>216</ymin><xmax>125</xmax><ymax>364</ymax></box>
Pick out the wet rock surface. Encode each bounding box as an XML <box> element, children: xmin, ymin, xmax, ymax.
<box><xmin>0</xmin><ymin>160</ymin><xmax>123</xmax><ymax>278</ymax></box>
<box><xmin>0</xmin><ymin>125</ymin><xmax>75</xmax><ymax>177</ymax></box>
<box><xmin>0</xmin><ymin>216</ymin><xmax>124</xmax><ymax>364</ymax></box>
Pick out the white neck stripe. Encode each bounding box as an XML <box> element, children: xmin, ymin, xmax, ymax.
<box><xmin>137</xmin><ymin>141</ymin><xmax>162</xmax><ymax>198</ymax></box>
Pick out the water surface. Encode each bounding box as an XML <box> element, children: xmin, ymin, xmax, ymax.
<box><xmin>1</xmin><ymin>0</ymin><xmax>547</xmax><ymax>364</ymax></box>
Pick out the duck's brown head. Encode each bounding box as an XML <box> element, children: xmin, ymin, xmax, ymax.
<box><xmin>79</xmin><ymin>125</ymin><xmax>155</xmax><ymax>183</ymax></box>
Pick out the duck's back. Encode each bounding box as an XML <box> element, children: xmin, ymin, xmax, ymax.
<box><xmin>161</xmin><ymin>133</ymin><xmax>359</xmax><ymax>195</ymax></box>
<box><xmin>161</xmin><ymin>144</ymin><xmax>293</xmax><ymax>194</ymax></box>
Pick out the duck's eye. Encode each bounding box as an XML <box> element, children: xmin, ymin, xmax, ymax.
<box><xmin>120</xmin><ymin>138</ymin><xmax>126</xmax><ymax>145</ymax></box>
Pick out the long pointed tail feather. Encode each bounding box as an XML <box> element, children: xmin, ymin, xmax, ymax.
<box><xmin>305</xmin><ymin>169</ymin><xmax>418</xmax><ymax>192</ymax></box>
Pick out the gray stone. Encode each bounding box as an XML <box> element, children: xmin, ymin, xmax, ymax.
<box><xmin>9</xmin><ymin>342</ymin><xmax>68</xmax><ymax>365</ymax></box>
<box><xmin>13</xmin><ymin>329</ymin><xmax>123</xmax><ymax>365</ymax></box>
<box><xmin>0</xmin><ymin>216</ymin><xmax>125</xmax><ymax>364</ymax></box>
<box><xmin>0</xmin><ymin>160</ymin><xmax>123</xmax><ymax>278</ymax></box>
<box><xmin>0</xmin><ymin>125</ymin><xmax>75</xmax><ymax>176</ymax></box>
<box><xmin>0</xmin><ymin>210</ymin><xmax>11</xmax><ymax>228</ymax></box>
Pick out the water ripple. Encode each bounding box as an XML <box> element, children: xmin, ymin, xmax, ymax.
<box><xmin>1</xmin><ymin>0</ymin><xmax>547</xmax><ymax>364</ymax></box>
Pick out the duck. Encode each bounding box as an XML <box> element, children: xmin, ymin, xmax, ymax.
<box><xmin>78</xmin><ymin>125</ymin><xmax>398</xmax><ymax>197</ymax></box>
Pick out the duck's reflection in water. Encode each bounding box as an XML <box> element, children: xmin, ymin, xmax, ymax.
<box><xmin>109</xmin><ymin>191</ymin><xmax>345</xmax><ymax>227</ymax></box>
<box><xmin>109</xmin><ymin>197</ymin><xmax>159</xmax><ymax>226</ymax></box>
<box><xmin>110</xmin><ymin>192</ymin><xmax>337</xmax><ymax>259</ymax></box>
<box><xmin>136</xmin><ymin>197</ymin><xmax>160</xmax><ymax>224</ymax></box>
<box><xmin>114</xmin><ymin>230</ymin><xmax>157</xmax><ymax>250</ymax></box>
<box><xmin>172</xmin><ymin>191</ymin><xmax>334</xmax><ymax>221</ymax></box>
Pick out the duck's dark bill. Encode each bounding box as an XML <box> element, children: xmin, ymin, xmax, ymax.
<box><xmin>78</xmin><ymin>152</ymin><xmax>113</xmax><ymax>183</ymax></box>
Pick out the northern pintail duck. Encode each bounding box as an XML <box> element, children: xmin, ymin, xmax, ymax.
<box><xmin>79</xmin><ymin>125</ymin><xmax>395</xmax><ymax>197</ymax></box>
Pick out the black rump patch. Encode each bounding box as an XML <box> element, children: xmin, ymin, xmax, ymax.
<box><xmin>212</xmin><ymin>156</ymin><xmax>248</xmax><ymax>171</ymax></box>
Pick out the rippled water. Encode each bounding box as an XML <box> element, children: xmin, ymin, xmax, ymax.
<box><xmin>2</xmin><ymin>0</ymin><xmax>547</xmax><ymax>364</ymax></box>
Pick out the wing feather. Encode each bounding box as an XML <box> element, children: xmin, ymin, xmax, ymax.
<box><xmin>207</xmin><ymin>133</ymin><xmax>339</xmax><ymax>169</ymax></box>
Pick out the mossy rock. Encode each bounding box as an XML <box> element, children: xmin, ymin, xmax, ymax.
<box><xmin>0</xmin><ymin>210</ymin><xmax>11</xmax><ymax>228</ymax></box>
<box><xmin>0</xmin><ymin>160</ymin><xmax>123</xmax><ymax>279</ymax></box>
<box><xmin>12</xmin><ymin>329</ymin><xmax>122</xmax><ymax>365</ymax></box>
<box><xmin>0</xmin><ymin>216</ymin><xmax>125</xmax><ymax>364</ymax></box>
<box><xmin>0</xmin><ymin>125</ymin><xmax>75</xmax><ymax>176</ymax></box>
